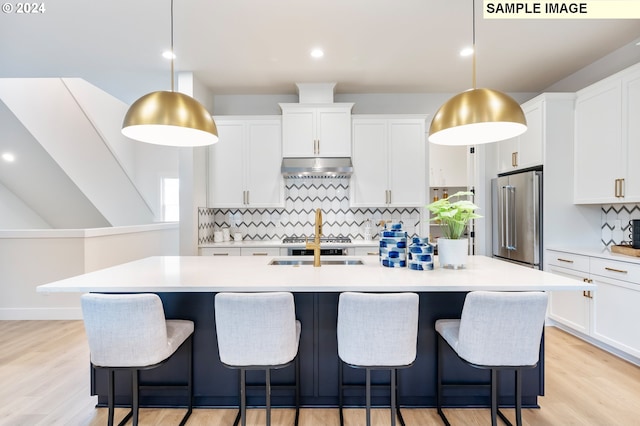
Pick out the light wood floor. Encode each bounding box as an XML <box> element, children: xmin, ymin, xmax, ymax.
<box><xmin>1</xmin><ymin>321</ymin><xmax>639</xmax><ymax>425</ymax></box>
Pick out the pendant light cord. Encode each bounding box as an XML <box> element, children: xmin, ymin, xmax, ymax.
<box><xmin>170</xmin><ymin>0</ymin><xmax>175</xmax><ymax>92</ymax></box>
<box><xmin>472</xmin><ymin>0</ymin><xmax>476</xmax><ymax>89</ymax></box>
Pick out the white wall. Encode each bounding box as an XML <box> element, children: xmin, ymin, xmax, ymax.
<box><xmin>0</xmin><ymin>224</ymin><xmax>179</xmax><ymax>320</ymax></box>
<box><xmin>177</xmin><ymin>73</ymin><xmax>209</xmax><ymax>255</ymax></box>
<box><xmin>0</xmin><ymin>182</ymin><xmax>51</xmax><ymax>229</ymax></box>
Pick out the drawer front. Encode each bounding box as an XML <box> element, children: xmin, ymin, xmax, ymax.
<box><xmin>353</xmin><ymin>247</ymin><xmax>379</xmax><ymax>256</ymax></box>
<box><xmin>199</xmin><ymin>247</ymin><xmax>241</xmax><ymax>256</ymax></box>
<box><xmin>590</xmin><ymin>257</ymin><xmax>640</xmax><ymax>284</ymax></box>
<box><xmin>546</xmin><ymin>250</ymin><xmax>590</xmax><ymax>272</ymax></box>
<box><xmin>240</xmin><ymin>247</ymin><xmax>281</xmax><ymax>257</ymax></box>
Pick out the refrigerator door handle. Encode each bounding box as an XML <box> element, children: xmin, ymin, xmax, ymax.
<box><xmin>500</xmin><ymin>186</ymin><xmax>508</xmax><ymax>249</ymax></box>
<box><xmin>506</xmin><ymin>185</ymin><xmax>516</xmax><ymax>251</ymax></box>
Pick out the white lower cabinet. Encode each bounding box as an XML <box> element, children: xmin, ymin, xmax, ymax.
<box><xmin>547</xmin><ymin>249</ymin><xmax>640</xmax><ymax>361</ymax></box>
<box><xmin>199</xmin><ymin>247</ymin><xmax>282</xmax><ymax>256</ymax></box>
<box><xmin>199</xmin><ymin>247</ymin><xmax>241</xmax><ymax>256</ymax></box>
<box><xmin>353</xmin><ymin>246</ymin><xmax>379</xmax><ymax>256</ymax></box>
<box><xmin>547</xmin><ymin>265</ymin><xmax>591</xmax><ymax>335</ymax></box>
<box><xmin>240</xmin><ymin>247</ymin><xmax>281</xmax><ymax>257</ymax></box>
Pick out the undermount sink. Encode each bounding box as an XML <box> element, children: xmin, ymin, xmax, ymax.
<box><xmin>268</xmin><ymin>258</ymin><xmax>364</xmax><ymax>266</ymax></box>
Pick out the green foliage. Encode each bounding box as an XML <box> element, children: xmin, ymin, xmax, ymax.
<box><xmin>426</xmin><ymin>191</ymin><xmax>482</xmax><ymax>239</ymax></box>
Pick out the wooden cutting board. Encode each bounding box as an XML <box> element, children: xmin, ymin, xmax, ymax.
<box><xmin>611</xmin><ymin>245</ymin><xmax>640</xmax><ymax>257</ymax></box>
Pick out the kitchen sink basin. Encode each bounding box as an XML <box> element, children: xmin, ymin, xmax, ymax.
<box><xmin>268</xmin><ymin>258</ymin><xmax>364</xmax><ymax>266</ymax></box>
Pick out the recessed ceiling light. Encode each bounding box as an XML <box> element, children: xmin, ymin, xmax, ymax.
<box><xmin>162</xmin><ymin>50</ymin><xmax>176</xmax><ymax>60</ymax></box>
<box><xmin>460</xmin><ymin>47</ymin><xmax>474</xmax><ymax>57</ymax></box>
<box><xmin>310</xmin><ymin>49</ymin><xmax>324</xmax><ymax>59</ymax></box>
<box><xmin>2</xmin><ymin>152</ymin><xmax>16</xmax><ymax>162</ymax></box>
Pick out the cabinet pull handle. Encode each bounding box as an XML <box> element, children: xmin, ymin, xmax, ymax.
<box><xmin>615</xmin><ymin>179</ymin><xmax>619</xmax><ymax>197</ymax></box>
<box><xmin>367</xmin><ymin>252</ymin><xmax>378</xmax><ymax>256</ymax></box>
<box><xmin>246</xmin><ymin>190</ymin><xmax>250</xmax><ymax>205</ymax></box>
<box><xmin>317</xmin><ymin>139</ymin><xmax>320</xmax><ymax>155</ymax></box>
<box><xmin>582</xmin><ymin>290</ymin><xmax>593</xmax><ymax>299</ymax></box>
<box><xmin>388</xmin><ymin>190</ymin><xmax>392</xmax><ymax>204</ymax></box>
<box><xmin>511</xmin><ymin>152</ymin><xmax>518</xmax><ymax>167</ymax></box>
<box><xmin>605</xmin><ymin>266</ymin><xmax>628</xmax><ymax>274</ymax></box>
<box><xmin>213</xmin><ymin>253</ymin><xmax>229</xmax><ymax>256</ymax></box>
<box><xmin>557</xmin><ymin>258</ymin><xmax>574</xmax><ymax>263</ymax></box>
<box><xmin>614</xmin><ymin>178</ymin><xmax>625</xmax><ymax>198</ymax></box>
<box><xmin>252</xmin><ymin>252</ymin><xmax>269</xmax><ymax>256</ymax></box>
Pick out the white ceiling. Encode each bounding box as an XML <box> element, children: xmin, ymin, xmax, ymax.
<box><xmin>1</xmin><ymin>0</ymin><xmax>639</xmax><ymax>104</ymax></box>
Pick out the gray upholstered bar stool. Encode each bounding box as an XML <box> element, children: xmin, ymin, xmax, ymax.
<box><xmin>435</xmin><ymin>291</ymin><xmax>548</xmax><ymax>426</ymax></box>
<box><xmin>80</xmin><ymin>293</ymin><xmax>194</xmax><ymax>426</ymax></box>
<box><xmin>337</xmin><ymin>292</ymin><xmax>419</xmax><ymax>426</ymax></box>
<box><xmin>214</xmin><ymin>292</ymin><xmax>301</xmax><ymax>426</ymax></box>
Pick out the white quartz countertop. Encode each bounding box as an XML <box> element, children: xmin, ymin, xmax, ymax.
<box><xmin>37</xmin><ymin>255</ymin><xmax>594</xmax><ymax>293</ymax></box>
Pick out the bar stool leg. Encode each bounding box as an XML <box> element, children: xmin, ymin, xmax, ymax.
<box><xmin>295</xmin><ymin>355</ymin><xmax>300</xmax><ymax>426</ymax></box>
<box><xmin>390</xmin><ymin>368</ymin><xmax>396</xmax><ymax>426</ymax></box>
<box><xmin>266</xmin><ymin>368</ymin><xmax>271</xmax><ymax>426</ymax></box>
<box><xmin>132</xmin><ymin>370</ymin><xmax>140</xmax><ymax>426</ymax></box>
<box><xmin>339</xmin><ymin>361</ymin><xmax>344</xmax><ymax>426</ymax></box>
<box><xmin>515</xmin><ymin>369</ymin><xmax>522</xmax><ymax>426</ymax></box>
<box><xmin>365</xmin><ymin>368</ymin><xmax>371</xmax><ymax>426</ymax></box>
<box><xmin>240</xmin><ymin>369</ymin><xmax>247</xmax><ymax>426</ymax></box>
<box><xmin>107</xmin><ymin>369</ymin><xmax>115</xmax><ymax>426</ymax></box>
<box><xmin>491</xmin><ymin>369</ymin><xmax>498</xmax><ymax>426</ymax></box>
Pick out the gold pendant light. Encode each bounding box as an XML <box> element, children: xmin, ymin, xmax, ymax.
<box><xmin>429</xmin><ymin>0</ymin><xmax>526</xmax><ymax>145</ymax></box>
<box><xmin>122</xmin><ymin>0</ymin><xmax>218</xmax><ymax>147</ymax></box>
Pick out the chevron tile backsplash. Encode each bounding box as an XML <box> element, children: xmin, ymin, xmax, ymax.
<box><xmin>601</xmin><ymin>204</ymin><xmax>640</xmax><ymax>247</ymax></box>
<box><xmin>198</xmin><ymin>178</ymin><xmax>422</xmax><ymax>244</ymax></box>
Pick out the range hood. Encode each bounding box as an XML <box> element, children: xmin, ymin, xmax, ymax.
<box><xmin>281</xmin><ymin>157</ymin><xmax>353</xmax><ymax>178</ymax></box>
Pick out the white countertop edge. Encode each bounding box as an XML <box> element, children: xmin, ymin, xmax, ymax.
<box><xmin>0</xmin><ymin>223</ymin><xmax>178</xmax><ymax>239</ymax></box>
<box><xmin>43</xmin><ymin>285</ymin><xmax>589</xmax><ymax>293</ymax></box>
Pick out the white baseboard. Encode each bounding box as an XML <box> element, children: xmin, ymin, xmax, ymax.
<box><xmin>547</xmin><ymin>320</ymin><xmax>640</xmax><ymax>367</ymax></box>
<box><xmin>0</xmin><ymin>307</ymin><xmax>82</xmax><ymax>320</ymax></box>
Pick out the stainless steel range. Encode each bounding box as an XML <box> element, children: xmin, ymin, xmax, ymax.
<box><xmin>283</xmin><ymin>237</ymin><xmax>351</xmax><ymax>256</ymax></box>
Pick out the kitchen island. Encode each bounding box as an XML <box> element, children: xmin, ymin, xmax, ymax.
<box><xmin>38</xmin><ymin>255</ymin><xmax>593</xmax><ymax>409</ymax></box>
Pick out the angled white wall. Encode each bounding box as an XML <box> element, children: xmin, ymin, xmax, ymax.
<box><xmin>0</xmin><ymin>182</ymin><xmax>51</xmax><ymax>228</ymax></box>
<box><xmin>0</xmin><ymin>78</ymin><xmax>155</xmax><ymax>226</ymax></box>
<box><xmin>0</xmin><ymin>98</ymin><xmax>110</xmax><ymax>228</ymax></box>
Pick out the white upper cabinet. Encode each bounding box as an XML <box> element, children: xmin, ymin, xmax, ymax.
<box><xmin>574</xmin><ymin>63</ymin><xmax>640</xmax><ymax>204</ymax></box>
<box><xmin>496</xmin><ymin>97</ymin><xmax>544</xmax><ymax>173</ymax></box>
<box><xmin>623</xmin><ymin>68</ymin><xmax>640</xmax><ymax>201</ymax></box>
<box><xmin>428</xmin><ymin>144</ymin><xmax>468</xmax><ymax>188</ymax></box>
<box><xmin>208</xmin><ymin>116</ymin><xmax>284</xmax><ymax>208</ymax></box>
<box><xmin>351</xmin><ymin>115</ymin><xmax>426</xmax><ymax>207</ymax></box>
<box><xmin>280</xmin><ymin>103</ymin><xmax>353</xmax><ymax>157</ymax></box>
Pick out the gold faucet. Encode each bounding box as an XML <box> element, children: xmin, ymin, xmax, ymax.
<box><xmin>305</xmin><ymin>208</ymin><xmax>323</xmax><ymax>267</ymax></box>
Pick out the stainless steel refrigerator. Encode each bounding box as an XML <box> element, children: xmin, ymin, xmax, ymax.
<box><xmin>492</xmin><ymin>170</ymin><xmax>542</xmax><ymax>269</ymax></box>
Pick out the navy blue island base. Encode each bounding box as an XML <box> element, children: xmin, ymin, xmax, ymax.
<box><xmin>91</xmin><ymin>292</ymin><xmax>543</xmax><ymax>410</ymax></box>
